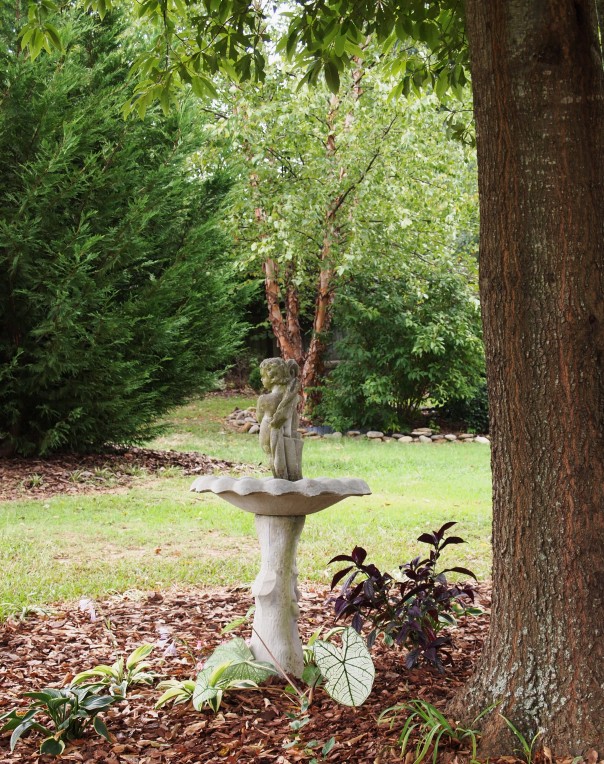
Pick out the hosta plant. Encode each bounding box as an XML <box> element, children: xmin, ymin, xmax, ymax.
<box><xmin>155</xmin><ymin>679</ymin><xmax>196</xmax><ymax>709</ymax></box>
<box><xmin>156</xmin><ymin>638</ymin><xmax>276</xmax><ymax>713</ymax></box>
<box><xmin>0</xmin><ymin>685</ymin><xmax>119</xmax><ymax>755</ymax></box>
<box><xmin>329</xmin><ymin>522</ymin><xmax>480</xmax><ymax>671</ymax></box>
<box><xmin>71</xmin><ymin>644</ymin><xmax>155</xmax><ymax>697</ymax></box>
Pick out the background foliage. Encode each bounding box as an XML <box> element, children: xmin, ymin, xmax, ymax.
<box><xmin>194</xmin><ymin>61</ymin><xmax>478</xmax><ymax>399</ymax></box>
<box><xmin>318</xmin><ymin>265</ymin><xmax>484</xmax><ymax>432</ymax></box>
<box><xmin>0</xmin><ymin>8</ymin><xmax>244</xmax><ymax>456</ymax></box>
<box><xmin>217</xmin><ymin>70</ymin><xmax>476</xmax><ymax>300</ymax></box>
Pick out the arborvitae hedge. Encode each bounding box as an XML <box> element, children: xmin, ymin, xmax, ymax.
<box><xmin>0</xmin><ymin>8</ymin><xmax>244</xmax><ymax>455</ymax></box>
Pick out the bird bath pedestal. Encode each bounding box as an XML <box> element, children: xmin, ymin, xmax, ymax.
<box><xmin>190</xmin><ymin>475</ymin><xmax>370</xmax><ymax>677</ymax></box>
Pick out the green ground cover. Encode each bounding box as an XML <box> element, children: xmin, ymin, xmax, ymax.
<box><xmin>0</xmin><ymin>396</ymin><xmax>492</xmax><ymax>619</ymax></box>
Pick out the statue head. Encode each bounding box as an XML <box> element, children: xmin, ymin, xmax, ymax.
<box><xmin>259</xmin><ymin>357</ymin><xmax>299</xmax><ymax>389</ymax></box>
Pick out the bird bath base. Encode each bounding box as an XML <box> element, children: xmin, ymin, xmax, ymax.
<box><xmin>190</xmin><ymin>476</ymin><xmax>370</xmax><ymax>677</ymax></box>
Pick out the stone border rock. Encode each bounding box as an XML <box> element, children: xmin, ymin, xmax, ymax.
<box><xmin>225</xmin><ymin>408</ymin><xmax>490</xmax><ymax>444</ymax></box>
<box><xmin>225</xmin><ymin>406</ymin><xmax>260</xmax><ymax>434</ymax></box>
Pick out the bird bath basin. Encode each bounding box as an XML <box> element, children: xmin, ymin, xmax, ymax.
<box><xmin>190</xmin><ymin>359</ymin><xmax>371</xmax><ymax>677</ymax></box>
<box><xmin>190</xmin><ymin>475</ymin><xmax>370</xmax><ymax>515</ymax></box>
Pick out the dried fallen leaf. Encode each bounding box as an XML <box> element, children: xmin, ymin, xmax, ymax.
<box><xmin>0</xmin><ymin>582</ymin><xmax>500</xmax><ymax>764</ymax></box>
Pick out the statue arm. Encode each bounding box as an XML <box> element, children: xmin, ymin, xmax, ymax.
<box><xmin>256</xmin><ymin>398</ymin><xmax>265</xmax><ymax>420</ymax></box>
<box><xmin>272</xmin><ymin>378</ymin><xmax>298</xmax><ymax>430</ymax></box>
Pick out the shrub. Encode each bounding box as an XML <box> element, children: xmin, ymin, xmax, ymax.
<box><xmin>248</xmin><ymin>364</ymin><xmax>264</xmax><ymax>393</ymax></box>
<box><xmin>0</xmin><ymin>9</ymin><xmax>244</xmax><ymax>455</ymax></box>
<box><xmin>440</xmin><ymin>380</ymin><xmax>490</xmax><ymax>433</ymax></box>
<box><xmin>329</xmin><ymin>523</ymin><xmax>479</xmax><ymax>672</ymax></box>
<box><xmin>317</xmin><ymin>272</ymin><xmax>484</xmax><ymax>432</ymax></box>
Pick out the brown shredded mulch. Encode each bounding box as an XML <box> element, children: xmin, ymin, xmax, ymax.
<box><xmin>0</xmin><ymin>584</ymin><xmax>495</xmax><ymax>764</ymax></box>
<box><xmin>0</xmin><ymin>448</ymin><xmax>248</xmax><ymax>502</ymax></box>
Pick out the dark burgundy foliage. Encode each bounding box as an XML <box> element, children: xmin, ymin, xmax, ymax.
<box><xmin>329</xmin><ymin>523</ymin><xmax>478</xmax><ymax>672</ymax></box>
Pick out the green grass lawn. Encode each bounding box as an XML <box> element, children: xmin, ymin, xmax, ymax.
<box><xmin>0</xmin><ymin>396</ymin><xmax>492</xmax><ymax>618</ymax></box>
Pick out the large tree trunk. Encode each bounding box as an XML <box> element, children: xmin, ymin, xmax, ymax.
<box><xmin>450</xmin><ymin>0</ymin><xmax>604</xmax><ymax>756</ymax></box>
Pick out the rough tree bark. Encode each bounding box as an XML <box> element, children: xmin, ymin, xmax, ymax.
<box><xmin>449</xmin><ymin>0</ymin><xmax>604</xmax><ymax>756</ymax></box>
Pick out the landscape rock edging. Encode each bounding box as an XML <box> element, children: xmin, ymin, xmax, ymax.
<box><xmin>225</xmin><ymin>408</ymin><xmax>490</xmax><ymax>444</ymax></box>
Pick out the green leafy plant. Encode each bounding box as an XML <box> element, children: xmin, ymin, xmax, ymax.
<box><xmin>441</xmin><ymin>380</ymin><xmax>490</xmax><ymax>434</ymax></box>
<box><xmin>248</xmin><ymin>364</ymin><xmax>264</xmax><ymax>393</ymax></box>
<box><xmin>302</xmin><ymin>627</ymin><xmax>345</xmax><ymax>667</ymax></box>
<box><xmin>500</xmin><ymin>714</ymin><xmax>543</xmax><ymax>764</ymax></box>
<box><xmin>309</xmin><ymin>736</ymin><xmax>336</xmax><ymax>764</ymax></box>
<box><xmin>220</xmin><ymin>605</ymin><xmax>255</xmax><ymax>635</ymax></box>
<box><xmin>2</xmin><ymin>603</ymin><xmax>54</xmax><ymax>622</ymax></box>
<box><xmin>71</xmin><ymin>644</ymin><xmax>155</xmax><ymax>697</ymax></box>
<box><xmin>283</xmin><ymin>720</ymin><xmax>336</xmax><ymax>764</ymax></box>
<box><xmin>282</xmin><ymin>686</ymin><xmax>336</xmax><ymax>763</ymax></box>
<box><xmin>191</xmin><ymin>663</ymin><xmax>259</xmax><ymax>713</ymax></box>
<box><xmin>318</xmin><ymin>273</ymin><xmax>484</xmax><ymax>432</ymax></box>
<box><xmin>0</xmin><ymin>685</ymin><xmax>120</xmax><ymax>755</ymax></box>
<box><xmin>379</xmin><ymin>699</ymin><xmax>497</xmax><ymax>764</ymax></box>
<box><xmin>155</xmin><ymin>679</ymin><xmax>196</xmax><ymax>709</ymax></box>
<box><xmin>294</xmin><ymin>627</ymin><xmax>346</xmax><ymax>701</ymax></box>
<box><xmin>21</xmin><ymin>474</ymin><xmax>44</xmax><ymax>489</ymax></box>
<box><xmin>156</xmin><ymin>638</ymin><xmax>275</xmax><ymax>713</ymax></box>
<box><xmin>282</xmin><ymin>627</ymin><xmax>373</xmax><ymax>710</ymax></box>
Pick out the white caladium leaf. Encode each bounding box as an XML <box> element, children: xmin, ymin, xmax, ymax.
<box><xmin>314</xmin><ymin>627</ymin><xmax>375</xmax><ymax>707</ymax></box>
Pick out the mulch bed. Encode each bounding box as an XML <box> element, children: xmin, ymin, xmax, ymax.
<box><xmin>0</xmin><ymin>584</ymin><xmax>495</xmax><ymax>764</ymax></box>
<box><xmin>0</xmin><ymin>448</ymin><xmax>246</xmax><ymax>502</ymax></box>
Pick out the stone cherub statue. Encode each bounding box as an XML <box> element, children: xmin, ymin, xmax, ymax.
<box><xmin>257</xmin><ymin>357</ymin><xmax>303</xmax><ymax>481</ymax></box>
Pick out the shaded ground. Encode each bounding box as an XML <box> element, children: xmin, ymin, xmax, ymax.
<box><xmin>0</xmin><ymin>448</ymin><xmax>246</xmax><ymax>502</ymax></box>
<box><xmin>0</xmin><ymin>584</ymin><xmax>498</xmax><ymax>764</ymax></box>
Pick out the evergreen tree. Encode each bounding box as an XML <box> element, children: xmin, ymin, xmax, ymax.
<box><xmin>0</xmin><ymin>6</ymin><xmax>243</xmax><ymax>456</ymax></box>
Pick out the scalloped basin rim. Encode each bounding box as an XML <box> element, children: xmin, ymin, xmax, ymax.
<box><xmin>190</xmin><ymin>476</ymin><xmax>371</xmax><ymax>497</ymax></box>
<box><xmin>190</xmin><ymin>476</ymin><xmax>371</xmax><ymax>516</ymax></box>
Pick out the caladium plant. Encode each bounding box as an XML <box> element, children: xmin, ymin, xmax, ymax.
<box><xmin>329</xmin><ymin>522</ymin><xmax>480</xmax><ymax>671</ymax></box>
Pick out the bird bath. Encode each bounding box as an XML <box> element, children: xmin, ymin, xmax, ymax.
<box><xmin>191</xmin><ymin>359</ymin><xmax>370</xmax><ymax>677</ymax></box>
